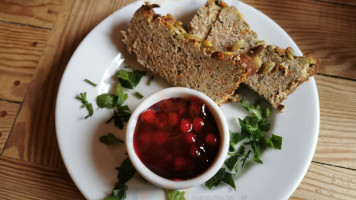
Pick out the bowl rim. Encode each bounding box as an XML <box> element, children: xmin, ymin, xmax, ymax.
<box><xmin>125</xmin><ymin>87</ymin><xmax>230</xmax><ymax>189</ymax></box>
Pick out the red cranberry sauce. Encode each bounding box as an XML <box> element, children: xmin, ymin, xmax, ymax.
<box><xmin>133</xmin><ymin>96</ymin><xmax>220</xmax><ymax>180</ymax></box>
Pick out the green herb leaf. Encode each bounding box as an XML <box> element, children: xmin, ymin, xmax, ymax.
<box><xmin>113</xmin><ymin>106</ymin><xmax>131</xmax><ymax>130</ymax></box>
<box><xmin>259</xmin><ymin>118</ymin><xmax>271</xmax><ymax>132</ymax></box>
<box><xmin>100</xmin><ymin>84</ymin><xmax>131</xmax><ymax>130</ymax></box>
<box><xmin>205</xmin><ymin>168</ymin><xmax>236</xmax><ymax>190</ymax></box>
<box><xmin>205</xmin><ymin>168</ymin><xmax>225</xmax><ymax>189</ymax></box>
<box><xmin>118</xmin><ymin>69</ymin><xmax>146</xmax><ymax>89</ymax></box>
<box><xmin>262</xmin><ymin>107</ymin><xmax>271</xmax><ymax>118</ymax></box>
<box><xmin>76</xmin><ymin>92</ymin><xmax>93</xmax><ymax>119</ymax></box>
<box><xmin>116</xmin><ymin>83</ymin><xmax>128</xmax><ymax>106</ymax></box>
<box><xmin>135</xmin><ymin>91</ymin><xmax>144</xmax><ymax>99</ymax></box>
<box><xmin>264</xmin><ymin>137</ymin><xmax>273</xmax><ymax>148</ymax></box>
<box><xmin>208</xmin><ymin>98</ymin><xmax>282</xmax><ymax>191</ymax></box>
<box><xmin>99</xmin><ymin>133</ymin><xmax>124</xmax><ymax>145</ymax></box>
<box><xmin>147</xmin><ymin>75</ymin><xmax>154</xmax><ymax>86</ymax></box>
<box><xmin>241</xmin><ymin>150</ymin><xmax>251</xmax><ymax>168</ymax></box>
<box><xmin>117</xmin><ymin>157</ymin><xmax>136</xmax><ymax>186</ymax></box>
<box><xmin>105</xmin><ymin>157</ymin><xmax>135</xmax><ymax>200</ymax></box>
<box><xmin>229</xmin><ymin>131</ymin><xmax>247</xmax><ymax>152</ymax></box>
<box><xmin>115</xmin><ymin>105</ymin><xmax>131</xmax><ymax>125</ymax></box>
<box><xmin>225</xmin><ymin>155</ymin><xmax>239</xmax><ymax>171</ymax></box>
<box><xmin>84</xmin><ymin>79</ymin><xmax>97</xmax><ymax>87</ymax></box>
<box><xmin>222</xmin><ymin>172</ymin><xmax>236</xmax><ymax>190</ymax></box>
<box><xmin>96</xmin><ymin>84</ymin><xmax>128</xmax><ymax>109</ymax></box>
<box><xmin>241</xmin><ymin>98</ymin><xmax>262</xmax><ymax>120</ymax></box>
<box><xmin>97</xmin><ymin>94</ymin><xmax>118</xmax><ymax>108</ymax></box>
<box><xmin>252</xmin><ymin>142</ymin><xmax>263</xmax><ymax>164</ymax></box>
<box><xmin>104</xmin><ymin>185</ymin><xmax>127</xmax><ymax>200</ymax></box>
<box><xmin>165</xmin><ymin>189</ymin><xmax>186</xmax><ymax>200</ymax></box>
<box><xmin>271</xmin><ymin>134</ymin><xmax>282</xmax><ymax>150</ymax></box>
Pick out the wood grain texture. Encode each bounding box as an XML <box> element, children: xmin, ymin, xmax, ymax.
<box><xmin>290</xmin><ymin>162</ymin><xmax>356</xmax><ymax>200</ymax></box>
<box><xmin>0</xmin><ymin>0</ymin><xmax>61</xmax><ymax>29</ymax></box>
<box><xmin>0</xmin><ymin>156</ymin><xmax>84</xmax><ymax>200</ymax></box>
<box><xmin>0</xmin><ymin>100</ymin><xmax>20</xmax><ymax>153</ymax></box>
<box><xmin>0</xmin><ymin>22</ymin><xmax>50</xmax><ymax>102</ymax></box>
<box><xmin>313</xmin><ymin>75</ymin><xmax>356</xmax><ymax>169</ymax></box>
<box><xmin>0</xmin><ymin>0</ymin><xmax>355</xmax><ymax>199</ymax></box>
<box><xmin>2</xmin><ymin>0</ymin><xmax>135</xmax><ymax>168</ymax></box>
<box><xmin>241</xmin><ymin>0</ymin><xmax>356</xmax><ymax>80</ymax></box>
<box><xmin>322</xmin><ymin>0</ymin><xmax>356</xmax><ymax>6</ymax></box>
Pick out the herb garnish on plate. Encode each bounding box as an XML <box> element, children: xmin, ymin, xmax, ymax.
<box><xmin>205</xmin><ymin>99</ymin><xmax>282</xmax><ymax>190</ymax></box>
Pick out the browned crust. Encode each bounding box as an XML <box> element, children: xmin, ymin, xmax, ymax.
<box><xmin>304</xmin><ymin>53</ymin><xmax>320</xmax><ymax>76</ymax></box>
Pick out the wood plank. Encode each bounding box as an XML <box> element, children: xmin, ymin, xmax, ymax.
<box><xmin>291</xmin><ymin>162</ymin><xmax>356</xmax><ymax>200</ymax></box>
<box><xmin>0</xmin><ymin>100</ymin><xmax>20</xmax><ymax>153</ymax></box>
<box><xmin>313</xmin><ymin>75</ymin><xmax>356</xmax><ymax>169</ymax></box>
<box><xmin>0</xmin><ymin>0</ymin><xmax>61</xmax><ymax>29</ymax></box>
<box><xmin>2</xmin><ymin>0</ymin><xmax>135</xmax><ymax>168</ymax></box>
<box><xmin>0</xmin><ymin>22</ymin><xmax>50</xmax><ymax>102</ymax></box>
<box><xmin>241</xmin><ymin>0</ymin><xmax>356</xmax><ymax>80</ymax></box>
<box><xmin>322</xmin><ymin>0</ymin><xmax>356</xmax><ymax>6</ymax></box>
<box><xmin>0</xmin><ymin>156</ymin><xmax>84</xmax><ymax>199</ymax></box>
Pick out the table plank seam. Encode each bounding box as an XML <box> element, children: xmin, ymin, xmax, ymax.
<box><xmin>0</xmin><ymin>20</ymin><xmax>52</xmax><ymax>31</ymax></box>
<box><xmin>0</xmin><ymin>102</ymin><xmax>22</xmax><ymax>156</ymax></box>
<box><xmin>311</xmin><ymin>0</ymin><xmax>356</xmax><ymax>7</ymax></box>
<box><xmin>312</xmin><ymin>160</ymin><xmax>356</xmax><ymax>171</ymax></box>
<box><xmin>0</xmin><ymin>99</ymin><xmax>22</xmax><ymax>105</ymax></box>
<box><xmin>317</xmin><ymin>73</ymin><xmax>356</xmax><ymax>82</ymax></box>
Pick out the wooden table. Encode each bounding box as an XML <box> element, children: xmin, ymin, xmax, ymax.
<box><xmin>1</xmin><ymin>0</ymin><xmax>355</xmax><ymax>199</ymax></box>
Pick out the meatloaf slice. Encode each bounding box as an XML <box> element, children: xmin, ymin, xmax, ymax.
<box><xmin>188</xmin><ymin>0</ymin><xmax>222</xmax><ymax>40</ymax></box>
<box><xmin>247</xmin><ymin>45</ymin><xmax>320</xmax><ymax>110</ymax></box>
<box><xmin>121</xmin><ymin>3</ymin><xmax>256</xmax><ymax>105</ymax></box>
<box><xmin>188</xmin><ymin>0</ymin><xmax>320</xmax><ymax>110</ymax></box>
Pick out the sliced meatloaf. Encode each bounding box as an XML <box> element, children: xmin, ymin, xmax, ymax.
<box><xmin>188</xmin><ymin>0</ymin><xmax>320</xmax><ymax>110</ymax></box>
<box><xmin>121</xmin><ymin>3</ymin><xmax>256</xmax><ymax>105</ymax></box>
<box><xmin>247</xmin><ymin>45</ymin><xmax>320</xmax><ymax>110</ymax></box>
<box><xmin>188</xmin><ymin>0</ymin><xmax>222</xmax><ymax>40</ymax></box>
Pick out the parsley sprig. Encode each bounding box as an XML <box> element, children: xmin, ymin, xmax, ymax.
<box><xmin>205</xmin><ymin>99</ymin><xmax>282</xmax><ymax>190</ymax></box>
<box><xmin>118</xmin><ymin>68</ymin><xmax>146</xmax><ymax>89</ymax></box>
<box><xmin>105</xmin><ymin>157</ymin><xmax>136</xmax><ymax>200</ymax></box>
<box><xmin>96</xmin><ymin>83</ymin><xmax>131</xmax><ymax>129</ymax></box>
<box><xmin>75</xmin><ymin>92</ymin><xmax>93</xmax><ymax>119</ymax></box>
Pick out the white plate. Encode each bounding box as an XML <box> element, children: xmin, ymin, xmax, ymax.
<box><xmin>55</xmin><ymin>0</ymin><xmax>319</xmax><ymax>199</ymax></box>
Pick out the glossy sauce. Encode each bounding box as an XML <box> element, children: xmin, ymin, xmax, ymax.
<box><xmin>133</xmin><ymin>96</ymin><xmax>220</xmax><ymax>180</ymax></box>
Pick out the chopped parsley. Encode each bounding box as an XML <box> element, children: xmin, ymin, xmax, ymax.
<box><xmin>118</xmin><ymin>68</ymin><xmax>146</xmax><ymax>89</ymax></box>
<box><xmin>147</xmin><ymin>75</ymin><xmax>154</xmax><ymax>86</ymax></box>
<box><xmin>75</xmin><ymin>92</ymin><xmax>93</xmax><ymax>119</ymax></box>
<box><xmin>104</xmin><ymin>157</ymin><xmax>136</xmax><ymax>200</ymax></box>
<box><xmin>96</xmin><ymin>83</ymin><xmax>131</xmax><ymax>129</ymax></box>
<box><xmin>165</xmin><ymin>189</ymin><xmax>186</xmax><ymax>200</ymax></box>
<box><xmin>84</xmin><ymin>79</ymin><xmax>97</xmax><ymax>87</ymax></box>
<box><xmin>205</xmin><ymin>168</ymin><xmax>236</xmax><ymax>190</ymax></box>
<box><xmin>134</xmin><ymin>91</ymin><xmax>144</xmax><ymax>99</ymax></box>
<box><xmin>113</xmin><ymin>105</ymin><xmax>131</xmax><ymax>129</ymax></box>
<box><xmin>205</xmin><ymin>98</ymin><xmax>282</xmax><ymax>190</ymax></box>
<box><xmin>96</xmin><ymin>94</ymin><xmax>118</xmax><ymax>108</ymax></box>
<box><xmin>99</xmin><ymin>133</ymin><xmax>124</xmax><ymax>145</ymax></box>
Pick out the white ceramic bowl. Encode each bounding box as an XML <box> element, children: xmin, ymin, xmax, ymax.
<box><xmin>126</xmin><ymin>87</ymin><xmax>229</xmax><ymax>189</ymax></box>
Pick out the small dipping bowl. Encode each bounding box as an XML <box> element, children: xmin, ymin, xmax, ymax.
<box><xmin>126</xmin><ymin>87</ymin><xmax>229</xmax><ymax>189</ymax></box>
